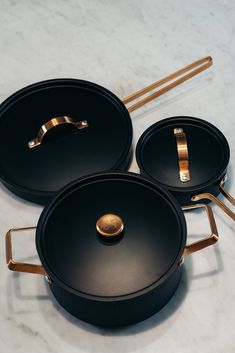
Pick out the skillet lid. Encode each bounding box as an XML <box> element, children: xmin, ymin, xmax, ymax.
<box><xmin>0</xmin><ymin>79</ymin><xmax>132</xmax><ymax>204</ymax></box>
<box><xmin>36</xmin><ymin>172</ymin><xmax>186</xmax><ymax>299</ymax></box>
<box><xmin>136</xmin><ymin>116</ymin><xmax>230</xmax><ymax>191</ymax></box>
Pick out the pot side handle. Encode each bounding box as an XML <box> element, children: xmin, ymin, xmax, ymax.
<box><xmin>6</xmin><ymin>227</ymin><xmax>47</xmax><ymax>275</ymax></box>
<box><xmin>182</xmin><ymin>203</ymin><xmax>219</xmax><ymax>257</ymax></box>
<box><xmin>191</xmin><ymin>178</ymin><xmax>235</xmax><ymax>221</ymax></box>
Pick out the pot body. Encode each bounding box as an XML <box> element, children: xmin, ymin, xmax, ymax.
<box><xmin>0</xmin><ymin>147</ymin><xmax>133</xmax><ymax>205</ymax></box>
<box><xmin>35</xmin><ymin>172</ymin><xmax>187</xmax><ymax>326</ymax></box>
<box><xmin>49</xmin><ymin>264</ymin><xmax>183</xmax><ymax>326</ymax></box>
<box><xmin>140</xmin><ymin>170</ymin><xmax>227</xmax><ymax>207</ymax></box>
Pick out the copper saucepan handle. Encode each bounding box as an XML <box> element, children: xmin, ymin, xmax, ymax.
<box><xmin>122</xmin><ymin>56</ymin><xmax>213</xmax><ymax>113</ymax></box>
<box><xmin>28</xmin><ymin>116</ymin><xmax>89</xmax><ymax>149</ymax></box>
<box><xmin>6</xmin><ymin>227</ymin><xmax>46</xmax><ymax>276</ymax></box>
<box><xmin>191</xmin><ymin>177</ymin><xmax>235</xmax><ymax>221</ymax></box>
<box><xmin>181</xmin><ymin>203</ymin><xmax>218</xmax><ymax>257</ymax></box>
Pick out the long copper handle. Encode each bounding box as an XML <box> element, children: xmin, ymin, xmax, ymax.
<box><xmin>28</xmin><ymin>116</ymin><xmax>89</xmax><ymax>149</ymax></box>
<box><xmin>191</xmin><ymin>178</ymin><xmax>235</xmax><ymax>221</ymax></box>
<box><xmin>174</xmin><ymin>128</ymin><xmax>190</xmax><ymax>182</ymax></box>
<box><xmin>6</xmin><ymin>227</ymin><xmax>47</xmax><ymax>275</ymax></box>
<box><xmin>182</xmin><ymin>203</ymin><xmax>218</xmax><ymax>257</ymax></box>
<box><xmin>122</xmin><ymin>56</ymin><xmax>213</xmax><ymax>113</ymax></box>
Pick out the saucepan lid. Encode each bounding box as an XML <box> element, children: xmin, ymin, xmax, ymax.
<box><xmin>136</xmin><ymin>116</ymin><xmax>235</xmax><ymax>220</ymax></box>
<box><xmin>36</xmin><ymin>172</ymin><xmax>186</xmax><ymax>298</ymax></box>
<box><xmin>136</xmin><ymin>116</ymin><xmax>229</xmax><ymax>190</ymax></box>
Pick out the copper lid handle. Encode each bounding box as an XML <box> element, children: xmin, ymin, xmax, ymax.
<box><xmin>96</xmin><ymin>214</ymin><xmax>124</xmax><ymax>238</ymax></box>
<box><xmin>122</xmin><ymin>56</ymin><xmax>213</xmax><ymax>113</ymax></box>
<box><xmin>28</xmin><ymin>116</ymin><xmax>89</xmax><ymax>149</ymax></box>
<box><xmin>6</xmin><ymin>227</ymin><xmax>47</xmax><ymax>276</ymax></box>
<box><xmin>174</xmin><ymin>128</ymin><xmax>190</xmax><ymax>182</ymax></box>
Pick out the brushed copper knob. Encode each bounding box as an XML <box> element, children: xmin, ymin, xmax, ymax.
<box><xmin>96</xmin><ymin>214</ymin><xmax>124</xmax><ymax>238</ymax></box>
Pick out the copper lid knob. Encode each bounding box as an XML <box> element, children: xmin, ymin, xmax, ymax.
<box><xmin>96</xmin><ymin>214</ymin><xmax>124</xmax><ymax>238</ymax></box>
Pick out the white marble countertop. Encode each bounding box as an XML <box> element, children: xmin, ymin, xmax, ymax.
<box><xmin>0</xmin><ymin>0</ymin><xmax>235</xmax><ymax>352</ymax></box>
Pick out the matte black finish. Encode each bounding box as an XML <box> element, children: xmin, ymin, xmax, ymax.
<box><xmin>136</xmin><ymin>117</ymin><xmax>230</xmax><ymax>205</ymax></box>
<box><xmin>36</xmin><ymin>172</ymin><xmax>187</xmax><ymax>326</ymax></box>
<box><xmin>0</xmin><ymin>79</ymin><xmax>133</xmax><ymax>204</ymax></box>
<box><xmin>50</xmin><ymin>265</ymin><xmax>182</xmax><ymax>326</ymax></box>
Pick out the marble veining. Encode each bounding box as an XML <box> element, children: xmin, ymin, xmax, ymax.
<box><xmin>0</xmin><ymin>0</ymin><xmax>235</xmax><ymax>352</ymax></box>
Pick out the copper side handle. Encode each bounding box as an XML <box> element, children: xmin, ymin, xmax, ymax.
<box><xmin>6</xmin><ymin>227</ymin><xmax>47</xmax><ymax>275</ymax></box>
<box><xmin>182</xmin><ymin>203</ymin><xmax>218</xmax><ymax>257</ymax></box>
<box><xmin>28</xmin><ymin>116</ymin><xmax>89</xmax><ymax>149</ymax></box>
<box><xmin>191</xmin><ymin>178</ymin><xmax>235</xmax><ymax>221</ymax></box>
<box><xmin>174</xmin><ymin>128</ymin><xmax>190</xmax><ymax>182</ymax></box>
<box><xmin>122</xmin><ymin>56</ymin><xmax>213</xmax><ymax>113</ymax></box>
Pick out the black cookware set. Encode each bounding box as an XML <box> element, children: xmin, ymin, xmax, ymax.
<box><xmin>3</xmin><ymin>56</ymin><xmax>234</xmax><ymax>326</ymax></box>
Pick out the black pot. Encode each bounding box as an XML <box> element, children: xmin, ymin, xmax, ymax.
<box><xmin>0</xmin><ymin>57</ymin><xmax>212</xmax><ymax>205</ymax></box>
<box><xmin>136</xmin><ymin>116</ymin><xmax>235</xmax><ymax>220</ymax></box>
<box><xmin>6</xmin><ymin>172</ymin><xmax>218</xmax><ymax>326</ymax></box>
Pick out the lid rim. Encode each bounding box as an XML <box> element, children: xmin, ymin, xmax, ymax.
<box><xmin>36</xmin><ymin>172</ymin><xmax>187</xmax><ymax>301</ymax></box>
<box><xmin>0</xmin><ymin>79</ymin><xmax>133</xmax><ymax>203</ymax></box>
<box><xmin>136</xmin><ymin>116</ymin><xmax>230</xmax><ymax>192</ymax></box>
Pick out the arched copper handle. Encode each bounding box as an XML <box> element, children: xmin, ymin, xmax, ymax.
<box><xmin>182</xmin><ymin>203</ymin><xmax>218</xmax><ymax>257</ymax></box>
<box><xmin>191</xmin><ymin>177</ymin><xmax>235</xmax><ymax>221</ymax></box>
<box><xmin>6</xmin><ymin>227</ymin><xmax>47</xmax><ymax>276</ymax></box>
<box><xmin>174</xmin><ymin>128</ymin><xmax>190</xmax><ymax>182</ymax></box>
<box><xmin>28</xmin><ymin>116</ymin><xmax>89</xmax><ymax>149</ymax></box>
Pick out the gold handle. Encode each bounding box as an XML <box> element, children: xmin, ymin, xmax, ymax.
<box><xmin>191</xmin><ymin>179</ymin><xmax>235</xmax><ymax>221</ymax></box>
<box><xmin>6</xmin><ymin>227</ymin><xmax>47</xmax><ymax>275</ymax></box>
<box><xmin>174</xmin><ymin>128</ymin><xmax>190</xmax><ymax>182</ymax></box>
<box><xmin>122</xmin><ymin>56</ymin><xmax>213</xmax><ymax>113</ymax></box>
<box><xmin>182</xmin><ymin>203</ymin><xmax>218</xmax><ymax>257</ymax></box>
<box><xmin>28</xmin><ymin>116</ymin><xmax>89</xmax><ymax>149</ymax></box>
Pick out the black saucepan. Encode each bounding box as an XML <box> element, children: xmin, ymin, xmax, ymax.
<box><xmin>6</xmin><ymin>172</ymin><xmax>218</xmax><ymax>326</ymax></box>
<box><xmin>136</xmin><ymin>116</ymin><xmax>235</xmax><ymax>220</ymax></box>
<box><xmin>0</xmin><ymin>57</ymin><xmax>212</xmax><ymax>204</ymax></box>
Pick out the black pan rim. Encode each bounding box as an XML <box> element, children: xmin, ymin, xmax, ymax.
<box><xmin>136</xmin><ymin>116</ymin><xmax>230</xmax><ymax>192</ymax></box>
<box><xmin>0</xmin><ymin>79</ymin><xmax>133</xmax><ymax>202</ymax></box>
<box><xmin>36</xmin><ymin>171</ymin><xmax>187</xmax><ymax>302</ymax></box>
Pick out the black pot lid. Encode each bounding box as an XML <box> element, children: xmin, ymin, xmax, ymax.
<box><xmin>0</xmin><ymin>79</ymin><xmax>132</xmax><ymax>204</ymax></box>
<box><xmin>36</xmin><ymin>172</ymin><xmax>186</xmax><ymax>298</ymax></box>
<box><xmin>136</xmin><ymin>117</ymin><xmax>230</xmax><ymax>191</ymax></box>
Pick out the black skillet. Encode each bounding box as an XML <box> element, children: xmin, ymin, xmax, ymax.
<box><xmin>0</xmin><ymin>57</ymin><xmax>212</xmax><ymax>204</ymax></box>
<box><xmin>136</xmin><ymin>116</ymin><xmax>235</xmax><ymax>220</ymax></box>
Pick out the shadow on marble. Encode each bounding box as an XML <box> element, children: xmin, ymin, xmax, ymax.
<box><xmin>131</xmin><ymin>71</ymin><xmax>214</xmax><ymax>122</ymax></box>
<box><xmin>212</xmin><ymin>164</ymin><xmax>235</xmax><ymax>233</ymax></box>
<box><xmin>9</xmin><ymin>269</ymin><xmax>49</xmax><ymax>301</ymax></box>
<box><xmin>6</xmin><ymin>263</ymin><xmax>49</xmax><ymax>315</ymax></box>
<box><xmin>0</xmin><ymin>182</ymin><xmax>42</xmax><ymax>210</ymax></box>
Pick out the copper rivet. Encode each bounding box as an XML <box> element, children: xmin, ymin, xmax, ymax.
<box><xmin>96</xmin><ymin>214</ymin><xmax>124</xmax><ymax>238</ymax></box>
